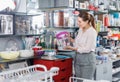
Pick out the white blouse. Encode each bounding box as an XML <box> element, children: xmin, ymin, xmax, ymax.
<box><xmin>74</xmin><ymin>27</ymin><xmax>97</xmax><ymax>53</ymax></box>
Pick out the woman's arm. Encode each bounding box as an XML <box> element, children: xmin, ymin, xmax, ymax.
<box><xmin>64</xmin><ymin>45</ymin><xmax>78</xmax><ymax>51</ymax></box>
<box><xmin>66</xmin><ymin>33</ymin><xmax>75</xmax><ymax>43</ymax></box>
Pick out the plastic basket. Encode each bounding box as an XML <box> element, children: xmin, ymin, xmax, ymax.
<box><xmin>69</xmin><ymin>77</ymin><xmax>110</xmax><ymax>82</ymax></box>
<box><xmin>0</xmin><ymin>64</ymin><xmax>59</xmax><ymax>82</ymax></box>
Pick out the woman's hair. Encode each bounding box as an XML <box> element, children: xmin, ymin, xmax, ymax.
<box><xmin>78</xmin><ymin>11</ymin><xmax>96</xmax><ymax>30</ymax></box>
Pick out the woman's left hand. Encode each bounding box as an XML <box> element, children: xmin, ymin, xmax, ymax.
<box><xmin>64</xmin><ymin>46</ymin><xmax>77</xmax><ymax>51</ymax></box>
<box><xmin>64</xmin><ymin>46</ymin><xmax>73</xmax><ymax>50</ymax></box>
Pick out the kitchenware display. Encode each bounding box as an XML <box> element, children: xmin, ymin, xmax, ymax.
<box><xmin>0</xmin><ymin>15</ymin><xmax>13</xmax><ymax>34</ymax></box>
<box><xmin>115</xmin><ymin>47</ymin><xmax>120</xmax><ymax>56</ymax></box>
<box><xmin>22</xmin><ymin>37</ymin><xmax>35</xmax><ymax>49</ymax></box>
<box><xmin>44</xmin><ymin>49</ymin><xmax>56</xmax><ymax>56</ymax></box>
<box><xmin>15</xmin><ymin>16</ymin><xmax>31</xmax><ymax>34</ymax></box>
<box><xmin>27</xmin><ymin>0</ymin><xmax>39</xmax><ymax>9</ymax></box>
<box><xmin>0</xmin><ymin>51</ymin><xmax>19</xmax><ymax>60</ymax></box>
<box><xmin>44</xmin><ymin>31</ymin><xmax>54</xmax><ymax>49</ymax></box>
<box><xmin>55</xmin><ymin>0</ymin><xmax>73</xmax><ymax>8</ymax></box>
<box><xmin>109</xmin><ymin>54</ymin><xmax>117</xmax><ymax>59</ymax></box>
<box><xmin>19</xmin><ymin>49</ymin><xmax>34</xmax><ymax>58</ymax></box>
<box><xmin>34</xmin><ymin>50</ymin><xmax>45</xmax><ymax>57</ymax></box>
<box><xmin>56</xmin><ymin>31</ymin><xmax>71</xmax><ymax>50</ymax></box>
<box><xmin>5</xmin><ymin>38</ymin><xmax>20</xmax><ymax>51</ymax></box>
<box><xmin>56</xmin><ymin>31</ymin><xmax>68</xmax><ymax>39</ymax></box>
<box><xmin>32</xmin><ymin>46</ymin><xmax>42</xmax><ymax>51</ymax></box>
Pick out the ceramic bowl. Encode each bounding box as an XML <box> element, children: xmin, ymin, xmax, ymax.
<box><xmin>19</xmin><ymin>50</ymin><xmax>34</xmax><ymax>58</ymax></box>
<box><xmin>34</xmin><ymin>50</ymin><xmax>45</xmax><ymax>56</ymax></box>
<box><xmin>0</xmin><ymin>51</ymin><xmax>19</xmax><ymax>60</ymax></box>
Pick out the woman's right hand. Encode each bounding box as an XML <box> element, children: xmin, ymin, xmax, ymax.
<box><xmin>65</xmin><ymin>33</ymin><xmax>74</xmax><ymax>43</ymax></box>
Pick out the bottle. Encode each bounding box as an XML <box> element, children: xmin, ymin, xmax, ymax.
<box><xmin>54</xmin><ymin>38</ymin><xmax>58</xmax><ymax>52</ymax></box>
<box><xmin>1</xmin><ymin>16</ymin><xmax>6</xmax><ymax>33</ymax></box>
<box><xmin>104</xmin><ymin>14</ymin><xmax>109</xmax><ymax>27</ymax></box>
<box><xmin>96</xmin><ymin>36</ymin><xmax>100</xmax><ymax>47</ymax></box>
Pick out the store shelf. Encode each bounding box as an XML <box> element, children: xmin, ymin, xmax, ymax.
<box><xmin>108</xmin><ymin>10</ymin><xmax>120</xmax><ymax>13</ymax></box>
<box><xmin>14</xmin><ymin>34</ymin><xmax>44</xmax><ymax>36</ymax></box>
<box><xmin>14</xmin><ymin>12</ymin><xmax>43</xmax><ymax>16</ymax></box>
<box><xmin>98</xmin><ymin>31</ymin><xmax>108</xmax><ymax>36</ymax></box>
<box><xmin>112</xmin><ymin>67</ymin><xmax>120</xmax><ymax>75</ymax></box>
<box><xmin>0</xmin><ymin>34</ymin><xmax>13</xmax><ymax>37</ymax></box>
<box><xmin>76</xmin><ymin>8</ymin><xmax>90</xmax><ymax>11</ymax></box>
<box><xmin>112</xmin><ymin>77</ymin><xmax>120</xmax><ymax>82</ymax></box>
<box><xmin>50</xmin><ymin>27</ymin><xmax>79</xmax><ymax>29</ymax></box>
<box><xmin>0</xmin><ymin>34</ymin><xmax>45</xmax><ymax>37</ymax></box>
<box><xmin>0</xmin><ymin>56</ymin><xmax>42</xmax><ymax>63</ymax></box>
<box><xmin>38</xmin><ymin>7</ymin><xmax>75</xmax><ymax>11</ymax></box>
<box><xmin>108</xmin><ymin>26</ymin><xmax>120</xmax><ymax>28</ymax></box>
<box><xmin>37</xmin><ymin>6</ymin><xmax>92</xmax><ymax>12</ymax></box>
<box><xmin>0</xmin><ymin>11</ymin><xmax>14</xmax><ymax>15</ymax></box>
<box><xmin>112</xmin><ymin>57</ymin><xmax>120</xmax><ymax>63</ymax></box>
<box><xmin>94</xmin><ymin>10</ymin><xmax>108</xmax><ymax>15</ymax></box>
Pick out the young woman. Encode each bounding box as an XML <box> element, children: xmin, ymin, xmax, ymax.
<box><xmin>64</xmin><ymin>11</ymin><xmax>97</xmax><ymax>81</ymax></box>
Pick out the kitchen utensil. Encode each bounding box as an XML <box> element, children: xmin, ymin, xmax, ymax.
<box><xmin>32</xmin><ymin>46</ymin><xmax>42</xmax><ymax>51</ymax></box>
<box><xmin>34</xmin><ymin>50</ymin><xmax>45</xmax><ymax>56</ymax></box>
<box><xmin>44</xmin><ymin>31</ymin><xmax>55</xmax><ymax>49</ymax></box>
<box><xmin>56</xmin><ymin>31</ymin><xmax>68</xmax><ymax>39</ymax></box>
<box><xmin>19</xmin><ymin>49</ymin><xmax>34</xmax><ymax>58</ymax></box>
<box><xmin>56</xmin><ymin>31</ymin><xmax>70</xmax><ymax>50</ymax></box>
<box><xmin>44</xmin><ymin>49</ymin><xmax>56</xmax><ymax>56</ymax></box>
<box><xmin>24</xmin><ymin>37</ymin><xmax>35</xmax><ymax>49</ymax></box>
<box><xmin>0</xmin><ymin>51</ymin><xmax>19</xmax><ymax>60</ymax></box>
<box><xmin>5</xmin><ymin>38</ymin><xmax>20</xmax><ymax>51</ymax></box>
<box><xmin>115</xmin><ymin>47</ymin><xmax>120</xmax><ymax>56</ymax></box>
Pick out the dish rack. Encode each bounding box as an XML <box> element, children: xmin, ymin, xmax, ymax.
<box><xmin>0</xmin><ymin>64</ymin><xmax>59</xmax><ymax>82</ymax></box>
<box><xmin>69</xmin><ymin>77</ymin><xmax>110</xmax><ymax>82</ymax></box>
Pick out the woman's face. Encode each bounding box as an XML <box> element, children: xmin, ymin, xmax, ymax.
<box><xmin>77</xmin><ymin>17</ymin><xmax>88</xmax><ymax>29</ymax></box>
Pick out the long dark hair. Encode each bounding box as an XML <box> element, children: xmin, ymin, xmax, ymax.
<box><xmin>78</xmin><ymin>11</ymin><xmax>96</xmax><ymax>30</ymax></box>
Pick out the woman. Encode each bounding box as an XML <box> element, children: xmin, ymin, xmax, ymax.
<box><xmin>64</xmin><ymin>11</ymin><xmax>97</xmax><ymax>81</ymax></box>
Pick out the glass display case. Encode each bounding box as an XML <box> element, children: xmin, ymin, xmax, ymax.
<box><xmin>0</xmin><ymin>14</ymin><xmax>13</xmax><ymax>35</ymax></box>
<box><xmin>14</xmin><ymin>13</ymin><xmax>45</xmax><ymax>35</ymax></box>
<box><xmin>53</xmin><ymin>10</ymin><xmax>77</xmax><ymax>28</ymax></box>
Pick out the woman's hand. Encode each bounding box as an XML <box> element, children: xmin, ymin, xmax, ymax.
<box><xmin>69</xmin><ymin>37</ymin><xmax>75</xmax><ymax>43</ymax></box>
<box><xmin>65</xmin><ymin>33</ymin><xmax>74</xmax><ymax>43</ymax></box>
<box><xmin>64</xmin><ymin>46</ymin><xmax>77</xmax><ymax>51</ymax></box>
<box><xmin>64</xmin><ymin>46</ymin><xmax>73</xmax><ymax>50</ymax></box>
